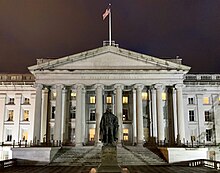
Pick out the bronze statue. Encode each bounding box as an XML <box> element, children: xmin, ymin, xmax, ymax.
<box><xmin>100</xmin><ymin>108</ymin><xmax>118</xmax><ymax>145</ymax></box>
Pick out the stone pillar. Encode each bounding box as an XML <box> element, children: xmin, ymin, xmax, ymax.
<box><xmin>41</xmin><ymin>88</ymin><xmax>48</xmax><ymax>142</ymax></box>
<box><xmin>151</xmin><ymin>88</ymin><xmax>157</xmax><ymax>138</ymax></box>
<box><xmin>95</xmin><ymin>84</ymin><xmax>104</xmax><ymax>145</ymax></box>
<box><xmin>33</xmin><ymin>84</ymin><xmax>43</xmax><ymax>143</ymax></box>
<box><xmin>172</xmin><ymin>88</ymin><xmax>178</xmax><ymax>142</ymax></box>
<box><xmin>196</xmin><ymin>94</ymin><xmax>204</xmax><ymax>143</ymax></box>
<box><xmin>175</xmin><ymin>84</ymin><xmax>186</xmax><ymax>143</ymax></box>
<box><xmin>54</xmin><ymin>84</ymin><xmax>63</xmax><ymax>142</ymax></box>
<box><xmin>155</xmin><ymin>84</ymin><xmax>164</xmax><ymax>142</ymax></box>
<box><xmin>61</xmin><ymin>87</ymin><xmax>68</xmax><ymax>143</ymax></box>
<box><xmin>132</xmin><ymin>89</ymin><xmax>137</xmax><ymax>145</ymax></box>
<box><xmin>135</xmin><ymin>84</ymin><xmax>145</xmax><ymax>145</ymax></box>
<box><xmin>14</xmin><ymin>94</ymin><xmax>21</xmax><ymax>142</ymax></box>
<box><xmin>114</xmin><ymin>84</ymin><xmax>124</xmax><ymax>144</ymax></box>
<box><xmin>0</xmin><ymin>94</ymin><xmax>6</xmax><ymax>142</ymax></box>
<box><xmin>75</xmin><ymin>84</ymin><xmax>84</xmax><ymax>147</ymax></box>
<box><xmin>81</xmin><ymin>87</ymin><xmax>86</xmax><ymax>144</ymax></box>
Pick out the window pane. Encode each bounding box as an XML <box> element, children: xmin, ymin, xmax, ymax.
<box><xmin>89</xmin><ymin>129</ymin><xmax>95</xmax><ymax>141</ymax></box>
<box><xmin>8</xmin><ymin>110</ymin><xmax>14</xmax><ymax>121</ymax></box>
<box><xmin>90</xmin><ymin>96</ymin><xmax>96</xmax><ymax>104</ymax></box>
<box><xmin>23</xmin><ymin>110</ymin><xmax>29</xmax><ymax>121</ymax></box>
<box><xmin>123</xmin><ymin>96</ymin><xmax>128</xmax><ymax>104</ymax></box>
<box><xmin>203</xmin><ymin>97</ymin><xmax>209</xmax><ymax>104</ymax></box>
<box><xmin>106</xmin><ymin>96</ymin><xmax>112</xmax><ymax>104</ymax></box>
<box><xmin>142</xmin><ymin>92</ymin><xmax>148</xmax><ymax>100</ymax></box>
<box><xmin>162</xmin><ymin>93</ymin><xmax>166</xmax><ymax>101</ymax></box>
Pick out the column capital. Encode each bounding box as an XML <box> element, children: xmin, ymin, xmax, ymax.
<box><xmin>133</xmin><ymin>84</ymin><xmax>144</xmax><ymax>90</ymax></box>
<box><xmin>154</xmin><ymin>83</ymin><xmax>164</xmax><ymax>90</ymax></box>
<box><xmin>93</xmin><ymin>83</ymin><xmax>104</xmax><ymax>90</ymax></box>
<box><xmin>72</xmin><ymin>84</ymin><xmax>85</xmax><ymax>90</ymax></box>
<box><xmin>114</xmin><ymin>83</ymin><xmax>124</xmax><ymax>90</ymax></box>
<box><xmin>175</xmin><ymin>83</ymin><xmax>185</xmax><ymax>89</ymax></box>
<box><xmin>34</xmin><ymin>83</ymin><xmax>44</xmax><ymax>89</ymax></box>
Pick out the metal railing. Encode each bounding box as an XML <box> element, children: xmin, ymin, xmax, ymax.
<box><xmin>0</xmin><ymin>159</ymin><xmax>17</xmax><ymax>169</ymax></box>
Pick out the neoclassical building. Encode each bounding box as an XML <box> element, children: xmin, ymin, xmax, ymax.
<box><xmin>0</xmin><ymin>45</ymin><xmax>220</xmax><ymax>151</ymax></box>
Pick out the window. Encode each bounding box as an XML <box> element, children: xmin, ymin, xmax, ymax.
<box><xmin>205</xmin><ymin>111</ymin><xmax>212</xmax><ymax>122</ymax></box>
<box><xmin>51</xmin><ymin>106</ymin><xmax>56</xmax><ymax>119</ymax></box>
<box><xmin>189</xmin><ymin>110</ymin><xmax>195</xmax><ymax>121</ymax></box>
<box><xmin>206</xmin><ymin>129</ymin><xmax>212</xmax><ymax>141</ymax></box>
<box><xmin>8</xmin><ymin>98</ymin><xmax>15</xmax><ymax>104</ymax></box>
<box><xmin>24</xmin><ymin>98</ymin><xmax>30</xmax><ymax>104</ymax></box>
<box><xmin>52</xmin><ymin>92</ymin><xmax>56</xmax><ymax>100</ymax></box>
<box><xmin>106</xmin><ymin>96</ymin><xmax>112</xmax><ymax>104</ymax></box>
<box><xmin>162</xmin><ymin>92</ymin><xmax>166</xmax><ymax>101</ymax></box>
<box><xmin>23</xmin><ymin>110</ymin><xmax>29</xmax><ymax>121</ymax></box>
<box><xmin>70</xmin><ymin>106</ymin><xmax>76</xmax><ymax>119</ymax></box>
<box><xmin>6</xmin><ymin>129</ymin><xmax>12</xmax><ymax>142</ymax></box>
<box><xmin>188</xmin><ymin>97</ymin><xmax>194</xmax><ymax>104</ymax></box>
<box><xmin>123</xmin><ymin>129</ymin><xmax>129</xmax><ymax>141</ymax></box>
<box><xmin>90</xmin><ymin>96</ymin><xmax>96</xmax><ymax>104</ymax></box>
<box><xmin>89</xmin><ymin>129</ymin><xmax>95</xmax><ymax>141</ymax></box>
<box><xmin>142</xmin><ymin>92</ymin><xmax>148</xmax><ymax>100</ymax></box>
<box><xmin>90</xmin><ymin>109</ymin><xmax>96</xmax><ymax>121</ymax></box>
<box><xmin>122</xmin><ymin>109</ymin><xmax>128</xmax><ymax>121</ymax></box>
<box><xmin>123</xmin><ymin>96</ymin><xmax>128</xmax><ymax>104</ymax></box>
<box><xmin>7</xmin><ymin>110</ymin><xmax>14</xmax><ymax>121</ymax></box>
<box><xmin>22</xmin><ymin>129</ymin><xmax>28</xmax><ymax>141</ymax></box>
<box><xmin>203</xmin><ymin>97</ymin><xmax>210</xmax><ymax>104</ymax></box>
<box><xmin>71</xmin><ymin>92</ymin><xmax>76</xmax><ymax>100</ymax></box>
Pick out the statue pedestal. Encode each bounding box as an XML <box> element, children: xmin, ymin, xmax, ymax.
<box><xmin>97</xmin><ymin>145</ymin><xmax>121</xmax><ymax>173</ymax></box>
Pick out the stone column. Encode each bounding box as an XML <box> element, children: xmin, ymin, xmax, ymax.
<box><xmin>54</xmin><ymin>84</ymin><xmax>63</xmax><ymax>142</ymax></box>
<box><xmin>0</xmin><ymin>94</ymin><xmax>6</xmax><ymax>142</ymax></box>
<box><xmin>33</xmin><ymin>84</ymin><xmax>43</xmax><ymax>143</ymax></box>
<box><xmin>61</xmin><ymin>87</ymin><xmax>68</xmax><ymax>143</ymax></box>
<box><xmin>41</xmin><ymin>88</ymin><xmax>49</xmax><ymax>142</ymax></box>
<box><xmin>196</xmin><ymin>94</ymin><xmax>204</xmax><ymax>143</ymax></box>
<box><xmin>135</xmin><ymin>84</ymin><xmax>144</xmax><ymax>145</ymax></box>
<box><xmin>155</xmin><ymin>84</ymin><xmax>164</xmax><ymax>142</ymax></box>
<box><xmin>81</xmin><ymin>88</ymin><xmax>86</xmax><ymax>144</ymax></box>
<box><xmin>132</xmin><ymin>89</ymin><xmax>137</xmax><ymax>145</ymax></box>
<box><xmin>94</xmin><ymin>84</ymin><xmax>104</xmax><ymax>145</ymax></box>
<box><xmin>175</xmin><ymin>84</ymin><xmax>186</xmax><ymax>143</ymax></box>
<box><xmin>75</xmin><ymin>84</ymin><xmax>84</xmax><ymax>147</ymax></box>
<box><xmin>114</xmin><ymin>84</ymin><xmax>124</xmax><ymax>144</ymax></box>
<box><xmin>151</xmin><ymin>88</ymin><xmax>157</xmax><ymax>138</ymax></box>
<box><xmin>172</xmin><ymin>88</ymin><xmax>178</xmax><ymax>142</ymax></box>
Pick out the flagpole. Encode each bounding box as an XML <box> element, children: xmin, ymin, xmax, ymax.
<box><xmin>109</xmin><ymin>4</ymin><xmax>112</xmax><ymax>46</ymax></box>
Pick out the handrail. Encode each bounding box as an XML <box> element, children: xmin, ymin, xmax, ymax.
<box><xmin>171</xmin><ymin>159</ymin><xmax>220</xmax><ymax>170</ymax></box>
<box><xmin>0</xmin><ymin>159</ymin><xmax>17</xmax><ymax>169</ymax></box>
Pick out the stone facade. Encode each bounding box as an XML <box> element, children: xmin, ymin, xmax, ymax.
<box><xmin>0</xmin><ymin>45</ymin><xmax>219</xmax><ymax>148</ymax></box>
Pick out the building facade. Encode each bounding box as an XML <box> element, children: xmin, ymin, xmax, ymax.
<box><xmin>0</xmin><ymin>45</ymin><xmax>220</xmax><ymax>148</ymax></box>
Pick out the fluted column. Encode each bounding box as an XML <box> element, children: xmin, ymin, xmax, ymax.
<box><xmin>155</xmin><ymin>84</ymin><xmax>164</xmax><ymax>141</ymax></box>
<box><xmin>175</xmin><ymin>84</ymin><xmax>185</xmax><ymax>143</ymax></box>
<box><xmin>151</xmin><ymin>88</ymin><xmax>157</xmax><ymax>138</ymax></box>
<box><xmin>94</xmin><ymin>84</ymin><xmax>104</xmax><ymax>145</ymax></box>
<box><xmin>41</xmin><ymin>88</ymin><xmax>49</xmax><ymax>142</ymax></box>
<box><xmin>81</xmin><ymin>88</ymin><xmax>86</xmax><ymax>144</ymax></box>
<box><xmin>75</xmin><ymin>84</ymin><xmax>84</xmax><ymax>147</ymax></box>
<box><xmin>33</xmin><ymin>84</ymin><xmax>43</xmax><ymax>143</ymax></box>
<box><xmin>114</xmin><ymin>84</ymin><xmax>124</xmax><ymax>144</ymax></box>
<box><xmin>135</xmin><ymin>84</ymin><xmax>144</xmax><ymax>145</ymax></box>
<box><xmin>54</xmin><ymin>84</ymin><xmax>64</xmax><ymax>142</ymax></box>
<box><xmin>0</xmin><ymin>94</ymin><xmax>6</xmax><ymax>142</ymax></box>
<box><xmin>132</xmin><ymin>89</ymin><xmax>137</xmax><ymax>145</ymax></box>
<box><xmin>172</xmin><ymin>88</ymin><xmax>178</xmax><ymax>142</ymax></box>
<box><xmin>61</xmin><ymin>87</ymin><xmax>68</xmax><ymax>143</ymax></box>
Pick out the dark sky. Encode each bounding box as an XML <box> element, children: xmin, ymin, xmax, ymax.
<box><xmin>0</xmin><ymin>0</ymin><xmax>220</xmax><ymax>73</ymax></box>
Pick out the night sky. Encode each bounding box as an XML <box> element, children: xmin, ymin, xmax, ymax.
<box><xmin>0</xmin><ymin>0</ymin><xmax>220</xmax><ymax>73</ymax></box>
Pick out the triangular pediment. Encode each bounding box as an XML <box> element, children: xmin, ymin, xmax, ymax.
<box><xmin>28</xmin><ymin>46</ymin><xmax>191</xmax><ymax>72</ymax></box>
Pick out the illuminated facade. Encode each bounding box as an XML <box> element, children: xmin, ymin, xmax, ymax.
<box><xmin>0</xmin><ymin>45</ymin><xmax>220</xmax><ymax>148</ymax></box>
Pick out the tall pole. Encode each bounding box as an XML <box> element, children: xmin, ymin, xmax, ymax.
<box><xmin>109</xmin><ymin>4</ymin><xmax>112</xmax><ymax>46</ymax></box>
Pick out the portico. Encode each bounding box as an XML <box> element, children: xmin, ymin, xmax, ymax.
<box><xmin>29</xmin><ymin>45</ymin><xmax>190</xmax><ymax>146</ymax></box>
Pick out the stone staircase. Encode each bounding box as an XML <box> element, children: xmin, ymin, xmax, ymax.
<box><xmin>50</xmin><ymin>145</ymin><xmax>167</xmax><ymax>166</ymax></box>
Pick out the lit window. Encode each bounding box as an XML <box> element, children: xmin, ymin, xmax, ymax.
<box><xmin>23</xmin><ymin>110</ymin><xmax>29</xmax><ymax>121</ymax></box>
<box><xmin>52</xmin><ymin>92</ymin><xmax>56</xmax><ymax>99</ymax></box>
<box><xmin>142</xmin><ymin>92</ymin><xmax>148</xmax><ymax>100</ymax></box>
<box><xmin>90</xmin><ymin>109</ymin><xmax>96</xmax><ymax>121</ymax></box>
<box><xmin>106</xmin><ymin>96</ymin><xmax>112</xmax><ymax>104</ymax></box>
<box><xmin>7</xmin><ymin>110</ymin><xmax>14</xmax><ymax>121</ymax></box>
<box><xmin>123</xmin><ymin>129</ymin><xmax>129</xmax><ymax>141</ymax></box>
<box><xmin>189</xmin><ymin>110</ymin><xmax>195</xmax><ymax>121</ymax></box>
<box><xmin>6</xmin><ymin>129</ymin><xmax>12</xmax><ymax>142</ymax></box>
<box><xmin>203</xmin><ymin>97</ymin><xmax>209</xmax><ymax>104</ymax></box>
<box><xmin>89</xmin><ymin>129</ymin><xmax>95</xmax><ymax>141</ymax></box>
<box><xmin>51</xmin><ymin>106</ymin><xmax>56</xmax><ymax>119</ymax></box>
<box><xmin>22</xmin><ymin>130</ymin><xmax>28</xmax><ymax>141</ymax></box>
<box><xmin>90</xmin><ymin>96</ymin><xmax>96</xmax><ymax>104</ymax></box>
<box><xmin>162</xmin><ymin>93</ymin><xmax>166</xmax><ymax>101</ymax></box>
<box><xmin>188</xmin><ymin>97</ymin><xmax>194</xmax><ymax>104</ymax></box>
<box><xmin>123</xmin><ymin>96</ymin><xmax>128</xmax><ymax>104</ymax></box>
<box><xmin>123</xmin><ymin>109</ymin><xmax>128</xmax><ymax>121</ymax></box>
<box><xmin>206</xmin><ymin>129</ymin><xmax>212</xmax><ymax>141</ymax></box>
<box><xmin>71</xmin><ymin>92</ymin><xmax>76</xmax><ymax>100</ymax></box>
<box><xmin>70</xmin><ymin>106</ymin><xmax>76</xmax><ymax>119</ymax></box>
<box><xmin>205</xmin><ymin>111</ymin><xmax>212</xmax><ymax>122</ymax></box>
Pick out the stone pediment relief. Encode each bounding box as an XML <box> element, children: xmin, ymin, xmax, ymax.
<box><xmin>28</xmin><ymin>46</ymin><xmax>191</xmax><ymax>72</ymax></box>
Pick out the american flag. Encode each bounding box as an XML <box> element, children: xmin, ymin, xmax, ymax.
<box><xmin>102</xmin><ymin>7</ymin><xmax>111</xmax><ymax>20</ymax></box>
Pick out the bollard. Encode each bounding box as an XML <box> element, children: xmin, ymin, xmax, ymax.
<box><xmin>25</xmin><ymin>140</ymin><xmax>27</xmax><ymax>147</ymax></box>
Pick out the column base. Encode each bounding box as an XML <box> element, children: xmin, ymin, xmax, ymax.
<box><xmin>137</xmin><ymin>140</ymin><xmax>144</xmax><ymax>147</ymax></box>
<box><xmin>133</xmin><ymin>137</ymin><xmax>137</xmax><ymax>146</ymax></box>
<box><xmin>75</xmin><ymin>143</ymin><xmax>83</xmax><ymax>147</ymax></box>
